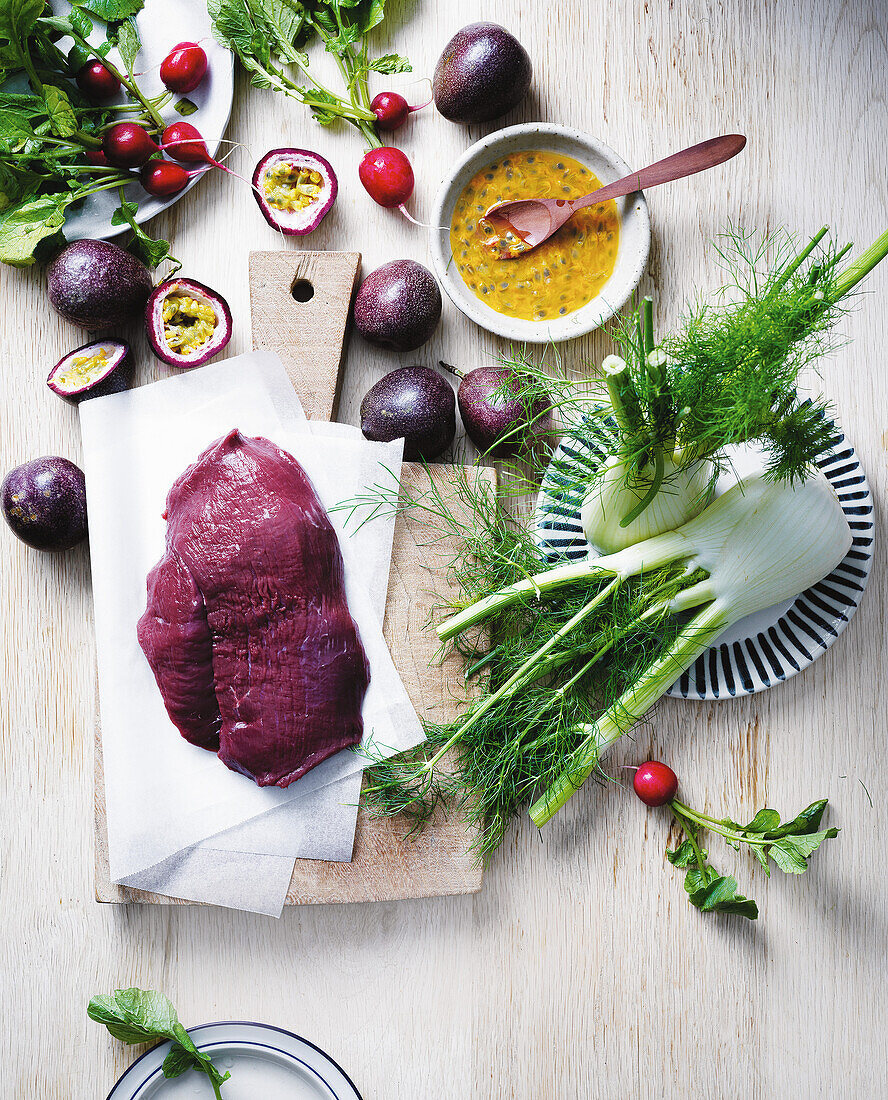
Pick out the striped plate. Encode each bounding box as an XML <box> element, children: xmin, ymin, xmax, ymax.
<box><xmin>534</xmin><ymin>417</ymin><xmax>874</xmax><ymax>700</ymax></box>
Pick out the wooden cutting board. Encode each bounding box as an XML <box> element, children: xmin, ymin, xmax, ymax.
<box><xmin>95</xmin><ymin>251</ymin><xmax>486</xmax><ymax>905</ymax></box>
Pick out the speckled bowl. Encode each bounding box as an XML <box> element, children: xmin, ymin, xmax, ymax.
<box><xmin>430</xmin><ymin>124</ymin><xmax>651</xmax><ymax>343</ymax></box>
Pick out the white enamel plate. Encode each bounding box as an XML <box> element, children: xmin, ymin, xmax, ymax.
<box><xmin>535</xmin><ymin>416</ymin><xmax>874</xmax><ymax>700</ymax></box>
<box><xmin>55</xmin><ymin>0</ymin><xmax>234</xmax><ymax>242</ymax></box>
<box><xmin>106</xmin><ymin>1021</ymin><xmax>363</xmax><ymax>1100</ymax></box>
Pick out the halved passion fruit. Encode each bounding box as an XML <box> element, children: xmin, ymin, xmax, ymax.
<box><xmin>252</xmin><ymin>148</ymin><xmax>337</xmax><ymax>235</ymax></box>
<box><xmin>47</xmin><ymin>339</ymin><xmax>132</xmax><ymax>403</ymax></box>
<box><xmin>145</xmin><ymin>278</ymin><xmax>232</xmax><ymax>368</ymax></box>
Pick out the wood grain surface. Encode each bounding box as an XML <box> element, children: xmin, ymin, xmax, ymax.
<box><xmin>249</xmin><ymin>249</ymin><xmax>361</xmax><ymax>421</ymax></box>
<box><xmin>2</xmin><ymin>0</ymin><xmax>887</xmax><ymax>1096</ymax></box>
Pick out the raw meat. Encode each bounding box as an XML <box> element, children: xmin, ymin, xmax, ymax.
<box><xmin>137</xmin><ymin>429</ymin><xmax>370</xmax><ymax>787</ymax></box>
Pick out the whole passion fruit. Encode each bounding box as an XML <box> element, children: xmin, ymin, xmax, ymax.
<box><xmin>2</xmin><ymin>457</ymin><xmax>87</xmax><ymax>552</ymax></box>
<box><xmin>441</xmin><ymin>361</ymin><xmax>553</xmax><ymax>457</ymax></box>
<box><xmin>433</xmin><ymin>22</ymin><xmax>532</xmax><ymax>123</ymax></box>
<box><xmin>145</xmin><ymin>278</ymin><xmax>232</xmax><ymax>368</ymax></box>
<box><xmin>353</xmin><ymin>260</ymin><xmax>442</xmax><ymax>352</ymax></box>
<box><xmin>360</xmin><ymin>366</ymin><xmax>456</xmax><ymax>461</ymax></box>
<box><xmin>47</xmin><ymin>339</ymin><xmax>132</xmax><ymax>404</ymax></box>
<box><xmin>47</xmin><ymin>239</ymin><xmax>152</xmax><ymax>330</ymax></box>
<box><xmin>252</xmin><ymin>149</ymin><xmax>337</xmax><ymax>235</ymax></box>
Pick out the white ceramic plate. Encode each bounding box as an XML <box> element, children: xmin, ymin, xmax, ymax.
<box><xmin>535</xmin><ymin>416</ymin><xmax>874</xmax><ymax>699</ymax></box>
<box><xmin>105</xmin><ymin>1022</ymin><xmax>363</xmax><ymax>1100</ymax></box>
<box><xmin>55</xmin><ymin>0</ymin><xmax>234</xmax><ymax>241</ymax></box>
<box><xmin>430</xmin><ymin>124</ymin><xmax>651</xmax><ymax>343</ymax></box>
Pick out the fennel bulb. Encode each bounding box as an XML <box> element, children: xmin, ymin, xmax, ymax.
<box><xmin>581</xmin><ymin>452</ymin><xmax>714</xmax><ymax>553</ymax></box>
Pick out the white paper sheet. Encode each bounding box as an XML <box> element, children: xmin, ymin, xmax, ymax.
<box><xmin>81</xmin><ymin>352</ymin><xmax>418</xmax><ymax>910</ymax></box>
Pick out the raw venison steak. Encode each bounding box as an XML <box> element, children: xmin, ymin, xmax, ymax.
<box><xmin>137</xmin><ymin>429</ymin><xmax>370</xmax><ymax>787</ymax></box>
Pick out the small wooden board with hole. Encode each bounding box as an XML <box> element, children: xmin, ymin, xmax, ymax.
<box><xmin>94</xmin><ymin>250</ymin><xmax>486</xmax><ymax>906</ymax></box>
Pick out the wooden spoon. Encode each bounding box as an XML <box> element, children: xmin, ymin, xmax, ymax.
<box><xmin>481</xmin><ymin>134</ymin><xmax>747</xmax><ymax>258</ymax></box>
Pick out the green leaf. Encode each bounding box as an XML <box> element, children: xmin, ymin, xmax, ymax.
<box><xmin>766</xmin><ymin>839</ymin><xmax>808</xmax><ymax>874</ymax></box>
<box><xmin>665</xmin><ymin>839</ymin><xmax>699</xmax><ymax>868</ymax></box>
<box><xmin>308</xmin><ymin>87</ymin><xmax>339</xmax><ymax>125</ymax></box>
<box><xmin>358</xmin><ymin>0</ymin><xmax>385</xmax><ymax>33</ymax></box>
<box><xmin>0</xmin><ymin>0</ymin><xmax>46</xmax><ymax>49</ymax></box>
<box><xmin>173</xmin><ymin>97</ymin><xmax>197</xmax><ymax>116</ymax></box>
<box><xmin>750</xmin><ymin>844</ymin><xmax>771</xmax><ymax>875</ymax></box>
<box><xmin>0</xmin><ymin>193</ymin><xmax>68</xmax><ymax>266</ymax></box>
<box><xmin>773</xmin><ymin>798</ymin><xmax>828</xmax><ymax>837</ymax></box>
<box><xmin>115</xmin><ymin>17</ymin><xmax>140</xmax><ymax>74</ymax></box>
<box><xmin>767</xmin><ymin>829</ymin><xmax>838</xmax><ymax>874</ymax></box>
<box><xmin>73</xmin><ymin>0</ymin><xmax>145</xmax><ymax>21</ymax></box>
<box><xmin>89</xmin><ymin>988</ymin><xmax>230</xmax><ymax>1094</ymax></box>
<box><xmin>687</xmin><ymin>874</ymin><xmax>759</xmax><ymax>919</ymax></box>
<box><xmin>70</xmin><ymin>6</ymin><xmax>93</xmax><ymax>39</ymax></box>
<box><xmin>0</xmin><ymin>107</ymin><xmax>34</xmax><ymax>150</ymax></box>
<box><xmin>92</xmin><ymin>987</ymin><xmax>181</xmax><ymax>1042</ymax></box>
<box><xmin>743</xmin><ymin>808</ymin><xmax>781</xmax><ymax>834</ymax></box>
<box><xmin>366</xmin><ymin>52</ymin><xmax>411</xmax><ymax>75</ymax></box>
<box><xmin>43</xmin><ymin>85</ymin><xmax>76</xmax><ymax>137</ymax></box>
<box><xmin>111</xmin><ymin>197</ymin><xmax>172</xmax><ymax>268</ymax></box>
<box><xmin>110</xmin><ymin>197</ymin><xmax>137</xmax><ymax>225</ymax></box>
<box><xmin>683</xmin><ymin>864</ymin><xmax>718</xmax><ymax>894</ymax></box>
<box><xmin>258</xmin><ymin>0</ymin><xmax>305</xmax><ymax>47</ymax></box>
<box><xmin>67</xmin><ymin>41</ymin><xmax>90</xmax><ymax>70</ymax></box>
<box><xmin>161</xmin><ymin>1045</ymin><xmax>197</xmax><ymax>1079</ymax></box>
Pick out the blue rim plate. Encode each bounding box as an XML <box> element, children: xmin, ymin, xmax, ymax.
<box><xmin>534</xmin><ymin>416</ymin><xmax>874</xmax><ymax>700</ymax></box>
<box><xmin>105</xmin><ymin>1021</ymin><xmax>363</xmax><ymax>1100</ymax></box>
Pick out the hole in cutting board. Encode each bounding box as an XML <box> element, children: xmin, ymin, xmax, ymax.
<box><xmin>291</xmin><ymin>278</ymin><xmax>315</xmax><ymax>303</ymax></box>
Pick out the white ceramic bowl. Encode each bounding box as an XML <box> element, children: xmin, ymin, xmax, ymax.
<box><xmin>430</xmin><ymin>124</ymin><xmax>651</xmax><ymax>343</ymax></box>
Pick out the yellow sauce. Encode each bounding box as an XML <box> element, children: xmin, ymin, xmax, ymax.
<box><xmin>449</xmin><ymin>150</ymin><xmax>620</xmax><ymax>322</ymax></box>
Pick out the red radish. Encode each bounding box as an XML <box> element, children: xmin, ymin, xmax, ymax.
<box><xmin>370</xmin><ymin>91</ymin><xmax>430</xmax><ymax>131</ymax></box>
<box><xmin>139</xmin><ymin>160</ymin><xmax>196</xmax><ymax>198</ymax></box>
<box><xmin>359</xmin><ymin>146</ymin><xmax>415</xmax><ymax>216</ymax></box>
<box><xmin>160</xmin><ymin>41</ymin><xmax>208</xmax><ymax>93</ymax></box>
<box><xmin>76</xmin><ymin>60</ymin><xmax>120</xmax><ymax>102</ymax></box>
<box><xmin>161</xmin><ymin>122</ymin><xmax>252</xmax><ymax>195</ymax></box>
<box><xmin>161</xmin><ymin>121</ymin><xmax>217</xmax><ymax>165</ymax></box>
<box><xmin>102</xmin><ymin>122</ymin><xmax>159</xmax><ymax>168</ymax></box>
<box><xmin>84</xmin><ymin>150</ymin><xmax>110</xmax><ymax>167</ymax></box>
<box><xmin>633</xmin><ymin>761</ymin><xmax>679</xmax><ymax>807</ymax></box>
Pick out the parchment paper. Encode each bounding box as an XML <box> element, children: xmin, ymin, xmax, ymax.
<box><xmin>81</xmin><ymin>352</ymin><xmax>418</xmax><ymax>913</ymax></box>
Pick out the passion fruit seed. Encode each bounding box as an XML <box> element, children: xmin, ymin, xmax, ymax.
<box><xmin>263</xmin><ymin>164</ymin><xmax>324</xmax><ymax>212</ymax></box>
<box><xmin>161</xmin><ymin>294</ymin><xmax>218</xmax><ymax>355</ymax></box>
<box><xmin>56</xmin><ymin>347</ymin><xmax>109</xmax><ymax>389</ymax></box>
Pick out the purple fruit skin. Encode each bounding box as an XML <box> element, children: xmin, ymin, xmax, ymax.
<box><xmin>47</xmin><ymin>340</ymin><xmax>132</xmax><ymax>404</ymax></box>
<box><xmin>252</xmin><ymin>148</ymin><xmax>338</xmax><ymax>235</ymax></box>
<box><xmin>433</xmin><ymin>22</ymin><xmax>532</xmax><ymax>123</ymax></box>
<box><xmin>145</xmin><ymin>278</ymin><xmax>232</xmax><ymax>368</ymax></box>
<box><xmin>457</xmin><ymin>366</ymin><xmax>552</xmax><ymax>457</ymax></box>
<box><xmin>353</xmin><ymin>260</ymin><xmax>442</xmax><ymax>352</ymax></box>
<box><xmin>2</xmin><ymin>457</ymin><xmax>87</xmax><ymax>552</ymax></box>
<box><xmin>46</xmin><ymin>240</ymin><xmax>152</xmax><ymax>329</ymax></box>
<box><xmin>360</xmin><ymin>366</ymin><xmax>456</xmax><ymax>461</ymax></box>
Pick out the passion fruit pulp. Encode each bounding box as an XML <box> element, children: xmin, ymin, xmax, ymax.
<box><xmin>252</xmin><ymin>149</ymin><xmax>337</xmax><ymax>235</ymax></box>
<box><xmin>47</xmin><ymin>339</ymin><xmax>132</xmax><ymax>403</ymax></box>
<box><xmin>145</xmin><ymin>278</ymin><xmax>232</xmax><ymax>368</ymax></box>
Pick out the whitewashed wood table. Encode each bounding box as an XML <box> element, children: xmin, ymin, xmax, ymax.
<box><xmin>1</xmin><ymin>1</ymin><xmax>886</xmax><ymax>1095</ymax></box>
